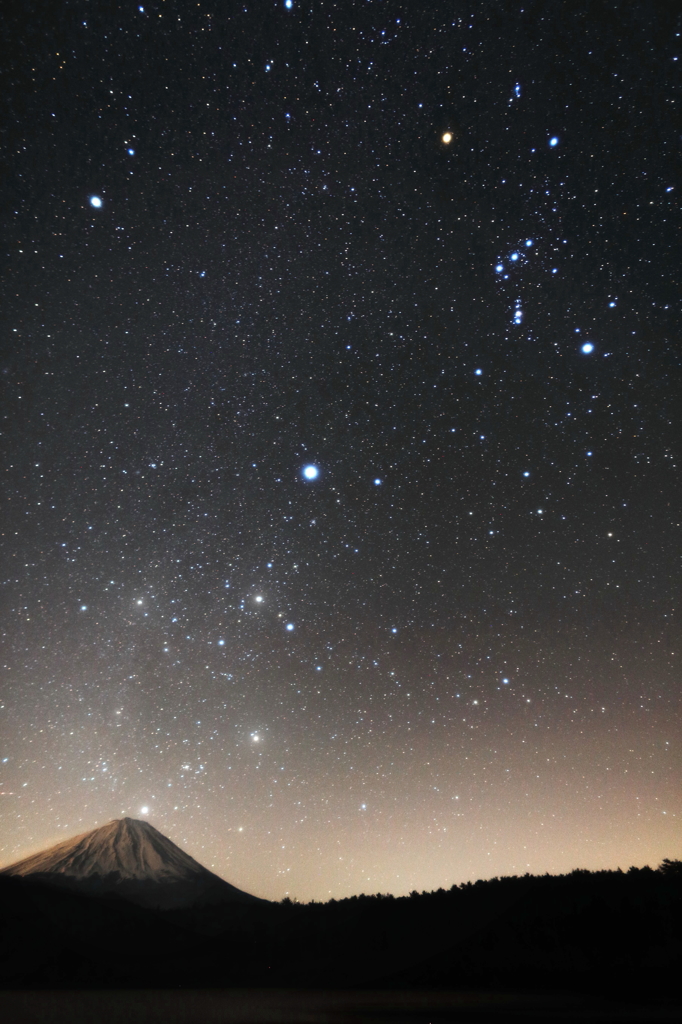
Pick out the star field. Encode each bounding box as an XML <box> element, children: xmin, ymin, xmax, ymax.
<box><xmin>0</xmin><ymin>1</ymin><xmax>680</xmax><ymax>901</ymax></box>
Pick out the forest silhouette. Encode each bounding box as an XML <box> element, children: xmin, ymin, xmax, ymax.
<box><xmin>1</xmin><ymin>858</ymin><xmax>680</xmax><ymax>997</ymax></box>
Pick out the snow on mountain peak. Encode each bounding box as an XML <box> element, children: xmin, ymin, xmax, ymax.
<box><xmin>1</xmin><ymin>817</ymin><xmax>214</xmax><ymax>883</ymax></box>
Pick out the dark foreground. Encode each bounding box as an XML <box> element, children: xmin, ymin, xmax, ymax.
<box><xmin>1</xmin><ymin>863</ymin><xmax>681</xmax><ymax>1021</ymax></box>
<box><xmin>0</xmin><ymin>989</ymin><xmax>679</xmax><ymax>1024</ymax></box>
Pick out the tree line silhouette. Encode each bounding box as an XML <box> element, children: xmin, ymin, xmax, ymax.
<box><xmin>1</xmin><ymin>859</ymin><xmax>680</xmax><ymax>995</ymax></box>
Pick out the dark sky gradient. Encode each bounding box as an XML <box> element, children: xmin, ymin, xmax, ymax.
<box><xmin>1</xmin><ymin>1</ymin><xmax>680</xmax><ymax>901</ymax></box>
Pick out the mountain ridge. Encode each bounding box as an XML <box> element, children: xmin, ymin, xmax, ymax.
<box><xmin>0</xmin><ymin>817</ymin><xmax>267</xmax><ymax>909</ymax></box>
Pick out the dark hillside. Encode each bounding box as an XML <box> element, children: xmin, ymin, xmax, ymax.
<box><xmin>1</xmin><ymin>861</ymin><xmax>680</xmax><ymax>996</ymax></box>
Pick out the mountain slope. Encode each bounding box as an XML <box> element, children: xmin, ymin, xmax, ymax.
<box><xmin>0</xmin><ymin>817</ymin><xmax>267</xmax><ymax>909</ymax></box>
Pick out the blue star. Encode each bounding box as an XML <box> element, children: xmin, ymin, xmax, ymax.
<box><xmin>549</xmin><ymin>136</ymin><xmax>559</xmax><ymax>147</ymax></box>
<box><xmin>581</xmin><ymin>342</ymin><xmax>594</xmax><ymax>354</ymax></box>
<box><xmin>495</xmin><ymin>264</ymin><xmax>504</xmax><ymax>273</ymax></box>
<box><xmin>89</xmin><ymin>195</ymin><xmax>103</xmax><ymax>208</ymax></box>
<box><xmin>286</xmin><ymin>623</ymin><xmax>295</xmax><ymax>631</ymax></box>
<box><xmin>302</xmin><ymin>465</ymin><xmax>319</xmax><ymax>480</ymax></box>
<box><xmin>474</xmin><ymin>368</ymin><xmax>483</xmax><ymax>376</ymax></box>
<box><xmin>374</xmin><ymin>478</ymin><xmax>382</xmax><ymax>485</ymax></box>
<box><xmin>510</xmin><ymin>252</ymin><xmax>519</xmax><ymax>261</ymax></box>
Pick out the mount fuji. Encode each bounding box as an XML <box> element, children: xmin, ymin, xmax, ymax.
<box><xmin>0</xmin><ymin>817</ymin><xmax>267</xmax><ymax>909</ymax></box>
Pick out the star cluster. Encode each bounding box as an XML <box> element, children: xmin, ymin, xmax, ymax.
<box><xmin>0</xmin><ymin>1</ymin><xmax>680</xmax><ymax>901</ymax></box>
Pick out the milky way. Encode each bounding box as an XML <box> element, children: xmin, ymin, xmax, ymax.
<box><xmin>1</xmin><ymin>2</ymin><xmax>680</xmax><ymax>901</ymax></box>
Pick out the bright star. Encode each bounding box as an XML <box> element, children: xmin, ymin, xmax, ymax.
<box><xmin>285</xmin><ymin>0</ymin><xmax>292</xmax><ymax>7</ymax></box>
<box><xmin>549</xmin><ymin>136</ymin><xmax>559</xmax><ymax>147</ymax></box>
<box><xmin>302</xmin><ymin>464</ymin><xmax>319</xmax><ymax>480</ymax></box>
<box><xmin>441</xmin><ymin>132</ymin><xmax>452</xmax><ymax>144</ymax></box>
<box><xmin>127</xmin><ymin>148</ymin><xmax>135</xmax><ymax>155</ymax></box>
<box><xmin>286</xmin><ymin>623</ymin><xmax>295</xmax><ymax>631</ymax></box>
<box><xmin>474</xmin><ymin>368</ymin><xmax>482</xmax><ymax>375</ymax></box>
<box><xmin>495</xmin><ymin>264</ymin><xmax>504</xmax><ymax>273</ymax></box>
<box><xmin>140</xmin><ymin>806</ymin><xmax>149</xmax><ymax>814</ymax></box>
<box><xmin>502</xmin><ymin>678</ymin><xmax>509</xmax><ymax>684</ymax></box>
<box><xmin>218</xmin><ymin>639</ymin><xmax>225</xmax><ymax>646</ymax></box>
<box><xmin>523</xmin><ymin>471</ymin><xmax>530</xmax><ymax>477</ymax></box>
<box><xmin>510</xmin><ymin>252</ymin><xmax>519</xmax><ymax>261</ymax></box>
<box><xmin>374</xmin><ymin>478</ymin><xmax>382</xmax><ymax>485</ymax></box>
<box><xmin>525</xmin><ymin>239</ymin><xmax>533</xmax><ymax>246</ymax></box>
<box><xmin>581</xmin><ymin>342</ymin><xmax>594</xmax><ymax>354</ymax></box>
<box><xmin>80</xmin><ymin>605</ymin><xmax>87</xmax><ymax>611</ymax></box>
<box><xmin>89</xmin><ymin>195</ymin><xmax>103</xmax><ymax>208</ymax></box>
<box><xmin>254</xmin><ymin>595</ymin><xmax>264</xmax><ymax>603</ymax></box>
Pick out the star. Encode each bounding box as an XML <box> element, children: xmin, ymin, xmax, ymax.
<box><xmin>89</xmin><ymin>195</ymin><xmax>103</xmax><ymax>208</ymax></box>
<box><xmin>441</xmin><ymin>132</ymin><xmax>453</xmax><ymax>144</ymax></box>
<box><xmin>581</xmin><ymin>342</ymin><xmax>594</xmax><ymax>354</ymax></box>
<box><xmin>302</xmin><ymin>465</ymin><xmax>319</xmax><ymax>480</ymax></box>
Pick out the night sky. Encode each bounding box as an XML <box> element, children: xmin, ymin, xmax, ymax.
<box><xmin>1</xmin><ymin>1</ymin><xmax>680</xmax><ymax>902</ymax></box>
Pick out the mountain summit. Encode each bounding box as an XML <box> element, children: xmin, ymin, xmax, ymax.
<box><xmin>0</xmin><ymin>817</ymin><xmax>266</xmax><ymax>909</ymax></box>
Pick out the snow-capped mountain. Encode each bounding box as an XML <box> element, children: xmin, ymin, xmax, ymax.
<box><xmin>0</xmin><ymin>817</ymin><xmax>267</xmax><ymax>909</ymax></box>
